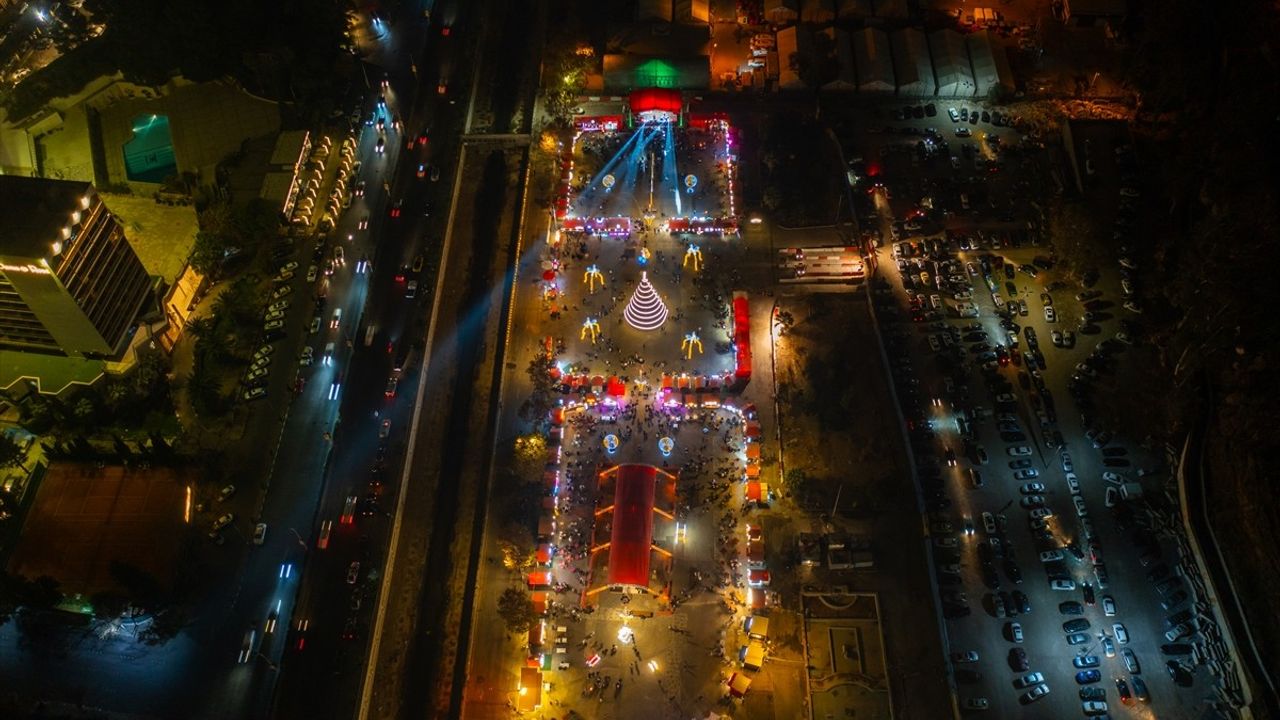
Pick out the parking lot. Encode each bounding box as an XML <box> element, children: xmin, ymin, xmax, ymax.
<box><xmin>857</xmin><ymin>102</ymin><xmax>1229</xmax><ymax>718</ymax></box>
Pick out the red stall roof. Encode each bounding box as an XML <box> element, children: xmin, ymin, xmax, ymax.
<box><xmin>735</xmin><ymin>339</ymin><xmax>752</xmax><ymax>379</ymax></box>
<box><xmin>608</xmin><ymin>465</ymin><xmax>658</xmax><ymax>587</ymax></box>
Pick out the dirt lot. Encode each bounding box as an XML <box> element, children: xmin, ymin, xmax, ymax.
<box><xmin>774</xmin><ymin>293</ymin><xmax>952</xmax><ymax>719</ymax></box>
<box><xmin>8</xmin><ymin>463</ymin><xmax>191</xmax><ymax>598</ymax></box>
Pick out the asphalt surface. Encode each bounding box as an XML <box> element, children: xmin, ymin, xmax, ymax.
<box><xmin>873</xmin><ymin>234</ymin><xmax>1210</xmax><ymax>719</ymax></box>
<box><xmin>269</xmin><ymin>1</ymin><xmax>468</xmax><ymax>718</ymax></box>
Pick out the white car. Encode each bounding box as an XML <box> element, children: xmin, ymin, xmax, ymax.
<box><xmin>1051</xmin><ymin>579</ymin><xmax>1077</xmax><ymax>591</ymax></box>
<box><xmin>1113</xmin><ymin>623</ymin><xmax>1129</xmax><ymax>644</ymax></box>
<box><xmin>299</xmin><ymin>347</ymin><xmax>315</xmax><ymax>366</ymax></box>
<box><xmin>1029</xmin><ymin>507</ymin><xmax>1053</xmax><ymax>519</ymax></box>
<box><xmin>1039</xmin><ymin>550</ymin><xmax>1064</xmax><ymax>562</ymax></box>
<box><xmin>1006</xmin><ymin>622</ymin><xmax>1024</xmax><ymax>643</ymax></box>
<box><xmin>263</xmin><ymin>309</ymin><xmax>286</xmax><ymax>323</ymax></box>
<box><xmin>1102</xmin><ymin>596</ymin><xmax>1117</xmax><ymax>617</ymax></box>
<box><xmin>253</xmin><ymin>523</ymin><xmax>267</xmax><ymax>545</ymax></box>
<box><xmin>1102</xmin><ymin>472</ymin><xmax>1126</xmax><ymax>485</ymax></box>
<box><xmin>1105</xmin><ymin>487</ymin><xmax>1119</xmax><ymax>507</ymax></box>
<box><xmin>1061</xmin><ymin>452</ymin><xmax>1074</xmax><ymax>472</ymax></box>
<box><xmin>1073</xmin><ymin>496</ymin><xmax>1089</xmax><ymax>517</ymax></box>
<box><xmin>1043</xmin><ymin>306</ymin><xmax>1057</xmax><ymax>323</ymax></box>
<box><xmin>245</xmin><ymin>367</ymin><xmax>269</xmax><ymax>383</ymax></box>
<box><xmin>1083</xmin><ymin>700</ymin><xmax>1109</xmax><ymax>715</ymax></box>
<box><xmin>1014</xmin><ymin>672</ymin><xmax>1045</xmax><ymax>689</ymax></box>
<box><xmin>1124</xmin><ymin>301</ymin><xmax>1143</xmax><ymax>314</ymax></box>
<box><xmin>306</xmin><ymin>265</ymin><xmax>319</xmax><ymax>282</ymax></box>
<box><xmin>238</xmin><ymin>629</ymin><xmax>256</xmax><ymax>663</ymax></box>
<box><xmin>1021</xmin><ymin>684</ymin><xmax>1050</xmax><ymax>703</ymax></box>
<box><xmin>1066</xmin><ymin>472</ymin><xmax>1081</xmax><ymax>495</ymax></box>
<box><xmin>1007</xmin><ymin>446</ymin><xmax>1032</xmax><ymax>457</ymax></box>
<box><xmin>1020</xmin><ymin>482</ymin><xmax>1046</xmax><ymax>494</ymax></box>
<box><xmin>981</xmin><ymin>512</ymin><xmax>997</xmax><ymax>534</ymax></box>
<box><xmin>268</xmin><ymin>300</ymin><xmax>290</xmax><ymax>313</ymax></box>
<box><xmin>280</xmin><ymin>261</ymin><xmax>298</xmax><ymax>273</ymax></box>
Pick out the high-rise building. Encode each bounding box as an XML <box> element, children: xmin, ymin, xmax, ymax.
<box><xmin>0</xmin><ymin>177</ymin><xmax>153</xmax><ymax>359</ymax></box>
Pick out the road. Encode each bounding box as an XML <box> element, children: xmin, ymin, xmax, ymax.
<box><xmin>267</xmin><ymin>1</ymin><xmax>472</xmax><ymax>718</ymax></box>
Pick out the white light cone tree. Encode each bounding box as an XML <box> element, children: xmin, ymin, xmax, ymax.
<box><xmin>623</xmin><ymin>272</ymin><xmax>669</xmax><ymax>331</ymax></box>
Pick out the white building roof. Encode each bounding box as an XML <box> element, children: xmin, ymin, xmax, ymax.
<box><xmin>891</xmin><ymin>28</ymin><xmax>936</xmax><ymax>97</ymax></box>
<box><xmin>775</xmin><ymin>25</ymin><xmax>806</xmax><ymax>90</ymax></box>
<box><xmin>853</xmin><ymin>27</ymin><xmax>895</xmax><ymax>93</ymax></box>
<box><xmin>929</xmin><ymin>29</ymin><xmax>976</xmax><ymax>97</ymax></box>
<box><xmin>966</xmin><ymin>30</ymin><xmax>1015</xmax><ymax>97</ymax></box>
<box><xmin>823</xmin><ymin>27</ymin><xmax>857</xmax><ymax>91</ymax></box>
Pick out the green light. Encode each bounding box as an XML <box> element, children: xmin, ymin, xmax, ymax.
<box><xmin>634</xmin><ymin>59</ymin><xmax>680</xmax><ymax>88</ymax></box>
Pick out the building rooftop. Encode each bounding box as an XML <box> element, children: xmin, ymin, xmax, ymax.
<box><xmin>0</xmin><ymin>176</ymin><xmax>93</xmax><ymax>260</ymax></box>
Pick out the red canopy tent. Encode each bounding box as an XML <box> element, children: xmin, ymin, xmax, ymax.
<box><xmin>607</xmin><ymin>465</ymin><xmax>658</xmax><ymax>587</ymax></box>
<box><xmin>527</xmin><ymin>571</ymin><xmax>552</xmax><ymax>588</ymax></box>
<box><xmin>606</xmin><ymin>376</ymin><xmax>626</xmax><ymax>397</ymax></box>
<box><xmin>629</xmin><ymin>88</ymin><xmax>682</xmax><ymax>117</ymax></box>
<box><xmin>745</xmin><ymin>481</ymin><xmax>763</xmax><ymax>502</ymax></box>
<box><xmin>536</xmin><ymin>544</ymin><xmax>554</xmax><ymax>564</ymax></box>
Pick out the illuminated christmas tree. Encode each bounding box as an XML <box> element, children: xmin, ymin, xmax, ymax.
<box><xmin>623</xmin><ymin>272</ymin><xmax>669</xmax><ymax>331</ymax></box>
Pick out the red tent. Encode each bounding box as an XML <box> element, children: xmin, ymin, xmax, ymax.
<box><xmin>527</xmin><ymin>571</ymin><xmax>552</xmax><ymax>588</ymax></box>
<box><xmin>748</xmin><ymin>569</ymin><xmax>771</xmax><ymax>586</ymax></box>
<box><xmin>607</xmin><ymin>376</ymin><xmax>626</xmax><ymax>397</ymax></box>
<box><xmin>745</xmin><ymin>481</ymin><xmax>762</xmax><ymax>502</ymax></box>
<box><xmin>536</xmin><ymin>544</ymin><xmax>554</xmax><ymax>564</ymax></box>
<box><xmin>607</xmin><ymin>465</ymin><xmax>658</xmax><ymax>587</ymax></box>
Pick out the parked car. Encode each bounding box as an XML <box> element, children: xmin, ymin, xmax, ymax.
<box><xmin>1076</xmin><ymin>670</ymin><xmax>1101</xmax><ymax>684</ymax></box>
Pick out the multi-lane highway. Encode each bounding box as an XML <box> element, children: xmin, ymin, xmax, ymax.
<box><xmin>182</xmin><ymin>1</ymin><xmax>471</xmax><ymax>717</ymax></box>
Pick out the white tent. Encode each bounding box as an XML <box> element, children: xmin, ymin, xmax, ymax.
<box><xmin>636</xmin><ymin>0</ymin><xmax>673</xmax><ymax>21</ymax></box>
<box><xmin>775</xmin><ymin>25</ymin><xmax>807</xmax><ymax>90</ymax></box>
<box><xmin>874</xmin><ymin>0</ymin><xmax>910</xmax><ymax>19</ymax></box>
<box><xmin>853</xmin><ymin>27</ymin><xmax>895</xmax><ymax>94</ymax></box>
<box><xmin>891</xmin><ymin>28</ymin><xmax>936</xmax><ymax>97</ymax></box>
<box><xmin>966</xmin><ymin>30</ymin><xmax>1015</xmax><ymax>97</ymax></box>
<box><xmin>764</xmin><ymin>0</ymin><xmax>800</xmax><ymax>25</ymax></box>
<box><xmin>823</xmin><ymin>27</ymin><xmax>857</xmax><ymax>92</ymax></box>
<box><xmin>929</xmin><ymin>29</ymin><xmax>976</xmax><ymax>97</ymax></box>
<box><xmin>801</xmin><ymin>0</ymin><xmax>836</xmax><ymax>23</ymax></box>
<box><xmin>836</xmin><ymin>0</ymin><xmax>874</xmax><ymax>19</ymax></box>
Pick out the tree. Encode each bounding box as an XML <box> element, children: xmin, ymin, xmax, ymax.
<box><xmin>0</xmin><ymin>433</ymin><xmax>25</xmax><ymax>471</ymax></box>
<box><xmin>189</xmin><ymin>230</ymin><xmax>232</xmax><ymax>275</ymax></box>
<box><xmin>793</xmin><ymin>30</ymin><xmax>839</xmax><ymax>117</ymax></box>
<box><xmin>496</xmin><ymin>588</ymin><xmax>536</xmax><ymax>633</ymax></box>
<box><xmin>784</xmin><ymin>468</ymin><xmax>813</xmax><ymax>503</ymax></box>
<box><xmin>511</xmin><ymin>434</ymin><xmax>547</xmax><ymax>481</ymax></box>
